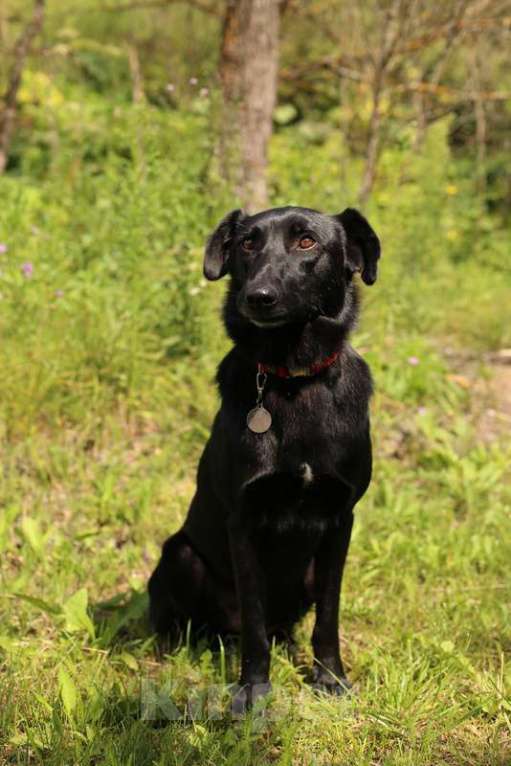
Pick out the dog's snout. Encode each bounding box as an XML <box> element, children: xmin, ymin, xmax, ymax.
<box><xmin>246</xmin><ymin>288</ymin><xmax>278</xmax><ymax>309</ymax></box>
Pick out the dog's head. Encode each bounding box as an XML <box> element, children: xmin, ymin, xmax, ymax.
<box><xmin>203</xmin><ymin>206</ymin><xmax>380</xmax><ymax>329</ymax></box>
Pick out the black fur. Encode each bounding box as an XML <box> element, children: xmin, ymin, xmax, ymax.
<box><xmin>148</xmin><ymin>206</ymin><xmax>380</xmax><ymax>709</ymax></box>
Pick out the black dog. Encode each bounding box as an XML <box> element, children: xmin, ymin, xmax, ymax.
<box><xmin>149</xmin><ymin>206</ymin><xmax>380</xmax><ymax>709</ymax></box>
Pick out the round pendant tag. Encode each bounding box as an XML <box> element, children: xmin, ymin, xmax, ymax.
<box><xmin>247</xmin><ymin>406</ymin><xmax>272</xmax><ymax>434</ymax></box>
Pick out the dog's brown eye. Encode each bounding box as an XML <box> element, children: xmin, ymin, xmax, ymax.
<box><xmin>242</xmin><ymin>238</ymin><xmax>255</xmax><ymax>252</ymax></box>
<box><xmin>298</xmin><ymin>236</ymin><xmax>316</xmax><ymax>250</ymax></box>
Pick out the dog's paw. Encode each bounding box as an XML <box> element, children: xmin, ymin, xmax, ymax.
<box><xmin>311</xmin><ymin>672</ymin><xmax>352</xmax><ymax>697</ymax></box>
<box><xmin>231</xmin><ymin>681</ymin><xmax>272</xmax><ymax>717</ymax></box>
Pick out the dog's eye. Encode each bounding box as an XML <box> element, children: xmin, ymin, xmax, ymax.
<box><xmin>241</xmin><ymin>238</ymin><xmax>255</xmax><ymax>252</ymax></box>
<box><xmin>298</xmin><ymin>235</ymin><xmax>316</xmax><ymax>250</ymax></box>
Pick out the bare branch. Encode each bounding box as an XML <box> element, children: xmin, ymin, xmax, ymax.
<box><xmin>395</xmin><ymin>13</ymin><xmax>511</xmax><ymax>54</ymax></box>
<box><xmin>358</xmin><ymin>0</ymin><xmax>415</xmax><ymax>205</ymax></box>
<box><xmin>99</xmin><ymin>0</ymin><xmax>220</xmax><ymax>16</ymax></box>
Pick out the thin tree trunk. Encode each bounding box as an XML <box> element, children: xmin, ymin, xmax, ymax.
<box><xmin>127</xmin><ymin>44</ymin><xmax>145</xmax><ymax>104</ymax></box>
<box><xmin>241</xmin><ymin>0</ymin><xmax>279</xmax><ymax>211</ymax></box>
<box><xmin>219</xmin><ymin>0</ymin><xmax>280</xmax><ymax>212</ymax></box>
<box><xmin>217</xmin><ymin>0</ymin><xmax>243</xmax><ymax>188</ymax></box>
<box><xmin>357</xmin><ymin>0</ymin><xmax>405</xmax><ymax>207</ymax></box>
<box><xmin>412</xmin><ymin>87</ymin><xmax>427</xmax><ymax>151</ymax></box>
<box><xmin>358</xmin><ymin>70</ymin><xmax>383</xmax><ymax>208</ymax></box>
<box><xmin>413</xmin><ymin>0</ymin><xmax>468</xmax><ymax>151</ymax></box>
<box><xmin>470</xmin><ymin>45</ymin><xmax>487</xmax><ymax>194</ymax></box>
<box><xmin>0</xmin><ymin>5</ymin><xmax>6</xmax><ymax>52</ymax></box>
<box><xmin>0</xmin><ymin>0</ymin><xmax>46</xmax><ymax>174</ymax></box>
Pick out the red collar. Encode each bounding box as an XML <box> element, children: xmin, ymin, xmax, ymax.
<box><xmin>258</xmin><ymin>350</ymin><xmax>340</xmax><ymax>379</ymax></box>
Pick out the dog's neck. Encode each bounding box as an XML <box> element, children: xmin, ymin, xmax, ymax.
<box><xmin>225</xmin><ymin>283</ymin><xmax>359</xmax><ymax>372</ymax></box>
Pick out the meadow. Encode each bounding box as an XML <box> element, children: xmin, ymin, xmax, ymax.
<box><xmin>0</xmin><ymin>100</ymin><xmax>510</xmax><ymax>765</ymax></box>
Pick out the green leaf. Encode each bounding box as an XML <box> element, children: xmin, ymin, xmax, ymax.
<box><xmin>273</xmin><ymin>103</ymin><xmax>298</xmax><ymax>126</ymax></box>
<box><xmin>0</xmin><ymin>635</ymin><xmax>13</xmax><ymax>652</ymax></box>
<box><xmin>9</xmin><ymin>733</ymin><xmax>28</xmax><ymax>747</ymax></box>
<box><xmin>118</xmin><ymin>652</ymin><xmax>139</xmax><ymax>671</ymax></box>
<box><xmin>58</xmin><ymin>666</ymin><xmax>77</xmax><ymax>718</ymax></box>
<box><xmin>34</xmin><ymin>692</ymin><xmax>53</xmax><ymax>714</ymax></box>
<box><xmin>62</xmin><ymin>588</ymin><xmax>95</xmax><ymax>639</ymax></box>
<box><xmin>97</xmin><ymin>590</ymin><xmax>147</xmax><ymax>645</ymax></box>
<box><xmin>14</xmin><ymin>592</ymin><xmax>62</xmax><ymax>616</ymax></box>
<box><xmin>0</xmin><ymin>505</ymin><xmax>21</xmax><ymax>553</ymax></box>
<box><xmin>19</xmin><ymin>517</ymin><xmax>45</xmax><ymax>555</ymax></box>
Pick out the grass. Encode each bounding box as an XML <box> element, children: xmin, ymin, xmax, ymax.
<box><xmin>0</xmin><ymin>104</ymin><xmax>510</xmax><ymax>765</ymax></box>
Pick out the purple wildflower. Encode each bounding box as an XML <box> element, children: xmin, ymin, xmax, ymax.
<box><xmin>199</xmin><ymin>87</ymin><xmax>209</xmax><ymax>98</ymax></box>
<box><xmin>407</xmin><ymin>356</ymin><xmax>419</xmax><ymax>366</ymax></box>
<box><xmin>165</xmin><ymin>83</ymin><xmax>175</xmax><ymax>93</ymax></box>
<box><xmin>189</xmin><ymin>77</ymin><xmax>198</xmax><ymax>86</ymax></box>
<box><xmin>0</xmin><ymin>243</ymin><xmax>7</xmax><ymax>254</ymax></box>
<box><xmin>55</xmin><ymin>289</ymin><xmax>64</xmax><ymax>298</ymax></box>
<box><xmin>417</xmin><ymin>407</ymin><xmax>427</xmax><ymax>416</ymax></box>
<box><xmin>21</xmin><ymin>262</ymin><xmax>34</xmax><ymax>278</ymax></box>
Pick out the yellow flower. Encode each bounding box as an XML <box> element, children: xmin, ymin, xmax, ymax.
<box><xmin>446</xmin><ymin>184</ymin><xmax>458</xmax><ymax>196</ymax></box>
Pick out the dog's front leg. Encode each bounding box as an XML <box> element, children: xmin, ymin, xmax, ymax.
<box><xmin>228</xmin><ymin>520</ymin><xmax>271</xmax><ymax>713</ymax></box>
<box><xmin>311</xmin><ymin>511</ymin><xmax>354</xmax><ymax>695</ymax></box>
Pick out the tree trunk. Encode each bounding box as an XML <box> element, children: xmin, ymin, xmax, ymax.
<box><xmin>0</xmin><ymin>0</ymin><xmax>46</xmax><ymax>174</ymax></box>
<box><xmin>358</xmin><ymin>69</ymin><xmax>384</xmax><ymax>208</ymax></box>
<box><xmin>470</xmin><ymin>44</ymin><xmax>487</xmax><ymax>195</ymax></box>
<box><xmin>412</xmin><ymin>87</ymin><xmax>427</xmax><ymax>151</ymax></box>
<box><xmin>127</xmin><ymin>44</ymin><xmax>145</xmax><ymax>104</ymax></box>
<box><xmin>219</xmin><ymin>0</ymin><xmax>280</xmax><ymax>213</ymax></box>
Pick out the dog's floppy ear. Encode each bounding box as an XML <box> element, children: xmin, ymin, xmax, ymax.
<box><xmin>203</xmin><ymin>209</ymin><xmax>245</xmax><ymax>281</ymax></box>
<box><xmin>335</xmin><ymin>208</ymin><xmax>381</xmax><ymax>285</ymax></box>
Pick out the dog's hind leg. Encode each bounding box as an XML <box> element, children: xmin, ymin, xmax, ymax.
<box><xmin>148</xmin><ymin>530</ymin><xmax>209</xmax><ymax>635</ymax></box>
<box><xmin>148</xmin><ymin>530</ymin><xmax>239</xmax><ymax>639</ymax></box>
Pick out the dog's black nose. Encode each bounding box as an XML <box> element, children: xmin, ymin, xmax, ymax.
<box><xmin>246</xmin><ymin>288</ymin><xmax>278</xmax><ymax>309</ymax></box>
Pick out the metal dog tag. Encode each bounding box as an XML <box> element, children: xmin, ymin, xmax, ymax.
<box><xmin>247</xmin><ymin>367</ymin><xmax>271</xmax><ymax>433</ymax></box>
<box><xmin>247</xmin><ymin>405</ymin><xmax>272</xmax><ymax>434</ymax></box>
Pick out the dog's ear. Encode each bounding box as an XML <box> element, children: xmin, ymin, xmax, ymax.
<box><xmin>203</xmin><ymin>209</ymin><xmax>245</xmax><ymax>281</ymax></box>
<box><xmin>334</xmin><ymin>208</ymin><xmax>381</xmax><ymax>285</ymax></box>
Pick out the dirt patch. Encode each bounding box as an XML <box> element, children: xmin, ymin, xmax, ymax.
<box><xmin>445</xmin><ymin>349</ymin><xmax>511</xmax><ymax>444</ymax></box>
<box><xmin>474</xmin><ymin>363</ymin><xmax>511</xmax><ymax>443</ymax></box>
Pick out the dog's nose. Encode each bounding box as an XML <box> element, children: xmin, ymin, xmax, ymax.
<box><xmin>246</xmin><ymin>288</ymin><xmax>278</xmax><ymax>309</ymax></box>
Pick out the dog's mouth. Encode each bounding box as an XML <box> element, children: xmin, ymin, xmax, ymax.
<box><xmin>238</xmin><ymin>303</ymin><xmax>292</xmax><ymax>328</ymax></box>
<box><xmin>241</xmin><ymin>307</ymin><xmax>320</xmax><ymax>330</ymax></box>
<box><xmin>250</xmin><ymin>316</ymin><xmax>289</xmax><ymax>329</ymax></box>
<box><xmin>237</xmin><ymin>295</ymin><xmax>319</xmax><ymax>329</ymax></box>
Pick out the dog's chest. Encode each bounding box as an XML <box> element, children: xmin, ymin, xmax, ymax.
<box><xmin>242</xmin><ymin>457</ymin><xmax>352</xmax><ymax>533</ymax></box>
<box><xmin>274</xmin><ymin>379</ymin><xmax>342</xmax><ymax>447</ymax></box>
<box><xmin>244</xmin><ymin>379</ymin><xmax>350</xmax><ymax>481</ymax></box>
<box><xmin>236</xmin><ymin>378</ymin><xmax>364</xmax><ymax>529</ymax></box>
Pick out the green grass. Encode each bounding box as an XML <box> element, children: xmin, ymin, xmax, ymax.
<box><xmin>0</xmin><ymin>105</ymin><xmax>510</xmax><ymax>764</ymax></box>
